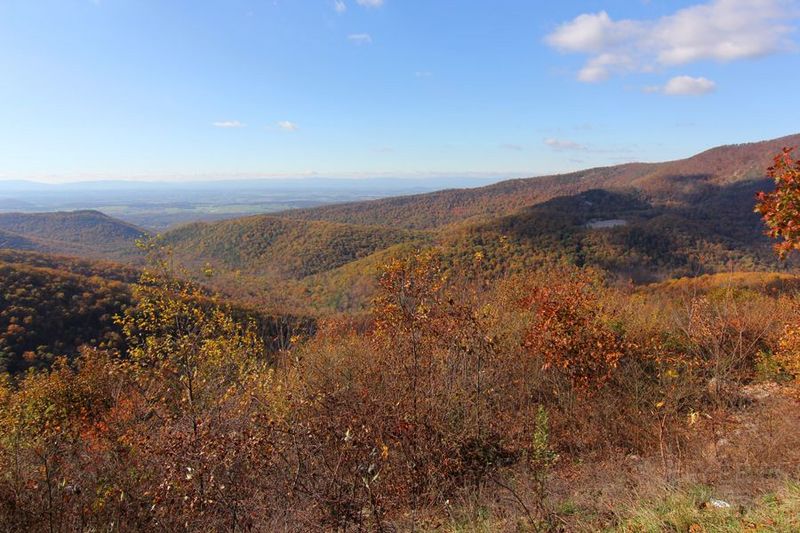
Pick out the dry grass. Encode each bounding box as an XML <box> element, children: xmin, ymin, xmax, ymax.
<box><xmin>433</xmin><ymin>383</ymin><xmax>800</xmax><ymax>532</ymax></box>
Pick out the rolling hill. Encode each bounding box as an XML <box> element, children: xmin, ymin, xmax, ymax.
<box><xmin>0</xmin><ymin>134</ymin><xmax>796</xmax><ymax>313</ymax></box>
<box><xmin>249</xmin><ymin>134</ymin><xmax>794</xmax><ymax>307</ymax></box>
<box><xmin>0</xmin><ymin>248</ymin><xmax>141</xmax><ymax>283</ymax></box>
<box><xmin>438</xmin><ymin>181</ymin><xmax>784</xmax><ymax>283</ymax></box>
<box><xmin>0</xmin><ymin>228</ymin><xmax>40</xmax><ymax>251</ymax></box>
<box><xmin>161</xmin><ymin>214</ymin><xmax>430</xmax><ymax>280</ymax></box>
<box><xmin>0</xmin><ymin>210</ymin><xmax>146</xmax><ymax>257</ymax></box>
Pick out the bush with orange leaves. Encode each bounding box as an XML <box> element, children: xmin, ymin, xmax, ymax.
<box><xmin>515</xmin><ymin>268</ymin><xmax>625</xmax><ymax>395</ymax></box>
<box><xmin>285</xmin><ymin>256</ymin><xmax>682</xmax><ymax>528</ymax></box>
<box><xmin>486</xmin><ymin>267</ymin><xmax>667</xmax><ymax>455</ymax></box>
<box><xmin>0</xmin><ymin>348</ymin><xmax>125</xmax><ymax>531</ymax></box>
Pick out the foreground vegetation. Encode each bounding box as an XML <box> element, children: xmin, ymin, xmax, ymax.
<box><xmin>1</xmin><ymin>245</ymin><xmax>799</xmax><ymax>530</ymax></box>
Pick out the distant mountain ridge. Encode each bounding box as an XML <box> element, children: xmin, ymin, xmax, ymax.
<box><xmin>281</xmin><ymin>134</ymin><xmax>800</xmax><ymax>230</ymax></box>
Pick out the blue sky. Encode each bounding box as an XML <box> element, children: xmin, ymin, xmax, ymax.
<box><xmin>0</xmin><ymin>0</ymin><xmax>798</xmax><ymax>182</ymax></box>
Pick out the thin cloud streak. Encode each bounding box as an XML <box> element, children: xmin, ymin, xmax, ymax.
<box><xmin>213</xmin><ymin>120</ymin><xmax>245</xmax><ymax>128</ymax></box>
<box><xmin>347</xmin><ymin>33</ymin><xmax>373</xmax><ymax>45</ymax></box>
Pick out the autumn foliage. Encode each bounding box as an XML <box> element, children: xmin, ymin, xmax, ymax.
<box><xmin>518</xmin><ymin>268</ymin><xmax>624</xmax><ymax>393</ymax></box>
<box><xmin>756</xmin><ymin>147</ymin><xmax>800</xmax><ymax>259</ymax></box>
<box><xmin>0</xmin><ymin>238</ymin><xmax>799</xmax><ymax>529</ymax></box>
<box><xmin>756</xmin><ymin>148</ymin><xmax>800</xmax><ymax>387</ymax></box>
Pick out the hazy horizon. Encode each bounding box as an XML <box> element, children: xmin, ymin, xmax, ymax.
<box><xmin>0</xmin><ymin>173</ymin><xmax>508</xmax><ymax>229</ymax></box>
<box><xmin>0</xmin><ymin>174</ymin><xmax>509</xmax><ymax>186</ymax></box>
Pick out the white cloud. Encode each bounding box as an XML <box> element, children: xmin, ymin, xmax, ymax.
<box><xmin>334</xmin><ymin>0</ymin><xmax>346</xmax><ymax>13</ymax></box>
<box><xmin>213</xmin><ymin>120</ymin><xmax>245</xmax><ymax>128</ymax></box>
<box><xmin>347</xmin><ymin>33</ymin><xmax>373</xmax><ymax>45</ymax></box>
<box><xmin>663</xmin><ymin>75</ymin><xmax>717</xmax><ymax>95</ymax></box>
<box><xmin>547</xmin><ymin>11</ymin><xmax>638</xmax><ymax>54</ymax></box>
<box><xmin>277</xmin><ymin>121</ymin><xmax>299</xmax><ymax>131</ymax></box>
<box><xmin>544</xmin><ymin>138</ymin><xmax>587</xmax><ymax>152</ymax></box>
<box><xmin>546</xmin><ymin>0</ymin><xmax>797</xmax><ymax>82</ymax></box>
<box><xmin>356</xmin><ymin>0</ymin><xmax>384</xmax><ymax>7</ymax></box>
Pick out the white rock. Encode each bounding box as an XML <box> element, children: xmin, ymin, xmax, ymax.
<box><xmin>586</xmin><ymin>219</ymin><xmax>627</xmax><ymax>229</ymax></box>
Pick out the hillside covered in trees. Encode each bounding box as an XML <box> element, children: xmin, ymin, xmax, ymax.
<box><xmin>150</xmin><ymin>136</ymin><xmax>793</xmax><ymax>310</ymax></box>
<box><xmin>162</xmin><ymin>214</ymin><xmax>430</xmax><ymax>280</ymax></box>
<box><xmin>0</xmin><ymin>251</ymin><xmax>133</xmax><ymax>374</ymax></box>
<box><xmin>2</xmin><ymin>139</ymin><xmax>800</xmax><ymax>530</ymax></box>
<box><xmin>282</xmin><ymin>134</ymin><xmax>800</xmax><ymax>229</ymax></box>
<box><xmin>0</xmin><ymin>136</ymin><xmax>795</xmax><ymax>313</ymax></box>
<box><xmin>0</xmin><ymin>210</ymin><xmax>145</xmax><ymax>259</ymax></box>
<box><xmin>0</xmin><ymin>249</ymin><xmax>313</xmax><ymax>376</ymax></box>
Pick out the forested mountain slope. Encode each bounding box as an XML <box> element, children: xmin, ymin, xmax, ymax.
<box><xmin>0</xmin><ymin>210</ymin><xmax>145</xmax><ymax>257</ymax></box>
<box><xmin>281</xmin><ymin>134</ymin><xmax>800</xmax><ymax>230</ymax></box>
<box><xmin>436</xmin><ymin>181</ymin><xmax>786</xmax><ymax>282</ymax></box>
<box><xmin>0</xmin><ymin>228</ymin><xmax>40</xmax><ymax>251</ymax></box>
<box><xmin>0</xmin><ymin>135</ymin><xmax>796</xmax><ymax>313</ymax></box>
<box><xmin>0</xmin><ymin>255</ymin><xmax>132</xmax><ymax>373</ymax></box>
<box><xmin>0</xmin><ymin>249</ymin><xmax>141</xmax><ymax>283</ymax></box>
<box><xmin>0</xmin><ymin>249</ymin><xmax>314</xmax><ymax>373</ymax></box>
<box><xmin>161</xmin><ymin>214</ymin><xmax>430</xmax><ymax>279</ymax></box>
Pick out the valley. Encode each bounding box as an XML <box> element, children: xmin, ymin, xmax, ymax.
<box><xmin>3</xmin><ymin>135</ymin><xmax>794</xmax><ymax>312</ymax></box>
